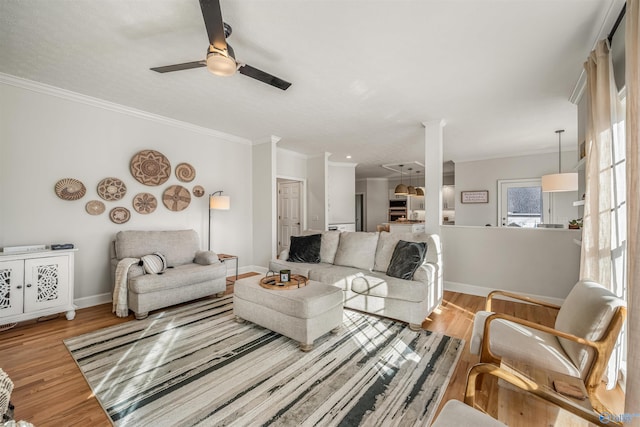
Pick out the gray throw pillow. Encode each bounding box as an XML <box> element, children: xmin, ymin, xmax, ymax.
<box><xmin>287</xmin><ymin>234</ymin><xmax>321</xmax><ymax>263</ymax></box>
<box><xmin>386</xmin><ymin>240</ymin><xmax>427</xmax><ymax>280</ymax></box>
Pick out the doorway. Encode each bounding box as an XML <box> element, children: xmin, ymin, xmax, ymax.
<box><xmin>355</xmin><ymin>193</ymin><xmax>364</xmax><ymax>231</ymax></box>
<box><xmin>497</xmin><ymin>178</ymin><xmax>551</xmax><ymax>227</ymax></box>
<box><xmin>277</xmin><ymin>179</ymin><xmax>304</xmax><ymax>253</ymax></box>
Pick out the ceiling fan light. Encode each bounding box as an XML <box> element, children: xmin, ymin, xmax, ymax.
<box><xmin>206</xmin><ymin>50</ymin><xmax>237</xmax><ymax>76</ymax></box>
<box><xmin>394</xmin><ymin>184</ymin><xmax>408</xmax><ymax>195</ymax></box>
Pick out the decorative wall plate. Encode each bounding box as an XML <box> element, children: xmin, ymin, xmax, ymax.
<box><xmin>192</xmin><ymin>185</ymin><xmax>205</xmax><ymax>197</ymax></box>
<box><xmin>109</xmin><ymin>207</ymin><xmax>131</xmax><ymax>224</ymax></box>
<box><xmin>133</xmin><ymin>192</ymin><xmax>157</xmax><ymax>214</ymax></box>
<box><xmin>175</xmin><ymin>163</ymin><xmax>196</xmax><ymax>182</ymax></box>
<box><xmin>130</xmin><ymin>150</ymin><xmax>171</xmax><ymax>186</ymax></box>
<box><xmin>97</xmin><ymin>177</ymin><xmax>127</xmax><ymax>201</ymax></box>
<box><xmin>162</xmin><ymin>185</ymin><xmax>191</xmax><ymax>211</ymax></box>
<box><xmin>85</xmin><ymin>200</ymin><xmax>105</xmax><ymax>215</ymax></box>
<box><xmin>55</xmin><ymin>178</ymin><xmax>86</xmax><ymax>201</ymax></box>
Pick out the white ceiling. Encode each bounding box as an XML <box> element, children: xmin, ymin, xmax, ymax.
<box><xmin>0</xmin><ymin>0</ymin><xmax>624</xmax><ymax>178</ymax></box>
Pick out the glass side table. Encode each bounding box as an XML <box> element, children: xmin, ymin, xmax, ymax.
<box><xmin>217</xmin><ymin>253</ymin><xmax>238</xmax><ymax>284</ymax></box>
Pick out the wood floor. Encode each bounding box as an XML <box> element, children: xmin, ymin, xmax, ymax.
<box><xmin>0</xmin><ymin>273</ymin><xmax>623</xmax><ymax>426</ymax></box>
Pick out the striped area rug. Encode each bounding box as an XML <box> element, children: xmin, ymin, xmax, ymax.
<box><xmin>65</xmin><ymin>296</ymin><xmax>464</xmax><ymax>426</ymax></box>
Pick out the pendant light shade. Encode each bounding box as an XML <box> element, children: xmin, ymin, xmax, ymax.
<box><xmin>407</xmin><ymin>167</ymin><xmax>417</xmax><ymax>195</ymax></box>
<box><xmin>415</xmin><ymin>171</ymin><xmax>425</xmax><ymax>196</ymax></box>
<box><xmin>394</xmin><ymin>164</ymin><xmax>408</xmax><ymax>195</ymax></box>
<box><xmin>542</xmin><ymin>130</ymin><xmax>578</xmax><ymax>192</ymax></box>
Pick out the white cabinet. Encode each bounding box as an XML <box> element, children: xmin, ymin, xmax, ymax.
<box><xmin>389</xmin><ymin>223</ymin><xmax>426</xmax><ymax>233</ymax></box>
<box><xmin>409</xmin><ymin>195</ymin><xmax>425</xmax><ymax>211</ymax></box>
<box><xmin>0</xmin><ymin>250</ymin><xmax>76</xmax><ymax>323</ymax></box>
<box><xmin>443</xmin><ymin>185</ymin><xmax>455</xmax><ymax>210</ymax></box>
<box><xmin>388</xmin><ymin>189</ymin><xmax>407</xmax><ymax>200</ymax></box>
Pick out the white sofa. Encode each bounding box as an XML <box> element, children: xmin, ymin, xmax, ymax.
<box><xmin>269</xmin><ymin>230</ymin><xmax>442</xmax><ymax>330</ymax></box>
<box><xmin>110</xmin><ymin>230</ymin><xmax>227</xmax><ymax>319</ymax></box>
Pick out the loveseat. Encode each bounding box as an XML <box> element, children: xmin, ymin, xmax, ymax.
<box><xmin>110</xmin><ymin>229</ymin><xmax>227</xmax><ymax>319</ymax></box>
<box><xmin>269</xmin><ymin>230</ymin><xmax>442</xmax><ymax>330</ymax></box>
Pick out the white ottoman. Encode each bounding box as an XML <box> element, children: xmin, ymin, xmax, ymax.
<box><xmin>233</xmin><ymin>275</ymin><xmax>344</xmax><ymax>351</ymax></box>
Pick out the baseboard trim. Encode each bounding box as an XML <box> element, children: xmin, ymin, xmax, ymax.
<box><xmin>74</xmin><ymin>293</ymin><xmax>112</xmax><ymax>309</ymax></box>
<box><xmin>444</xmin><ymin>281</ymin><xmax>565</xmax><ymax>306</ymax></box>
<box><xmin>241</xmin><ymin>265</ymin><xmax>268</xmax><ymax>275</ymax></box>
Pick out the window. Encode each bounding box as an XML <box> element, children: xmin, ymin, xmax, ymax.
<box><xmin>497</xmin><ymin>179</ymin><xmax>550</xmax><ymax>227</ymax></box>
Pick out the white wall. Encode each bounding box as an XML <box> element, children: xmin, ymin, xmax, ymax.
<box><xmin>365</xmin><ymin>178</ymin><xmax>389</xmax><ymax>232</ymax></box>
<box><xmin>441</xmin><ymin>226</ymin><xmax>582</xmax><ymax>301</ymax></box>
<box><xmin>328</xmin><ymin>162</ymin><xmax>356</xmax><ymax>224</ymax></box>
<box><xmin>276</xmin><ymin>147</ymin><xmax>307</xmax><ymax>180</ymax></box>
<box><xmin>306</xmin><ymin>154</ymin><xmax>328</xmax><ymax>230</ymax></box>
<box><xmin>252</xmin><ymin>140</ymin><xmax>277</xmax><ymax>268</ymax></box>
<box><xmin>0</xmin><ymin>80</ymin><xmax>253</xmax><ymax>304</ymax></box>
<box><xmin>455</xmin><ymin>151</ymin><xmax>579</xmax><ymax>226</ymax></box>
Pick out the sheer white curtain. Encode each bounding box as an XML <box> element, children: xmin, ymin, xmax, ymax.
<box><xmin>581</xmin><ymin>39</ymin><xmax>626</xmax><ymax>390</ymax></box>
<box><xmin>625</xmin><ymin>0</ymin><xmax>640</xmax><ymax>421</ymax></box>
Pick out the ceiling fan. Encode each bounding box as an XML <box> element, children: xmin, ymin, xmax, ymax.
<box><xmin>150</xmin><ymin>0</ymin><xmax>291</xmax><ymax>91</ymax></box>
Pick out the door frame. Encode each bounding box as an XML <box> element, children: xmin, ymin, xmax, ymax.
<box><xmin>276</xmin><ymin>176</ymin><xmax>306</xmax><ymax>253</ymax></box>
<box><xmin>355</xmin><ymin>192</ymin><xmax>365</xmax><ymax>232</ymax></box>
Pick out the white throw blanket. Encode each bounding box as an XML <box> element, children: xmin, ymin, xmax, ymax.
<box><xmin>113</xmin><ymin>257</ymin><xmax>140</xmax><ymax>317</ymax></box>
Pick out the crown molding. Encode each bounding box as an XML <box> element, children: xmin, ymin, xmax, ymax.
<box><xmin>328</xmin><ymin>161</ymin><xmax>358</xmax><ymax>167</ymax></box>
<box><xmin>276</xmin><ymin>146</ymin><xmax>309</xmax><ymax>159</ymax></box>
<box><xmin>0</xmin><ymin>72</ymin><xmax>252</xmax><ymax>145</ymax></box>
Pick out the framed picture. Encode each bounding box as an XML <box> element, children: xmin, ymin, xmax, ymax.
<box><xmin>461</xmin><ymin>190</ymin><xmax>489</xmax><ymax>204</ymax></box>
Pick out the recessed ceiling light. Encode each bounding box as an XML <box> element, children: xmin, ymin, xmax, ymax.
<box><xmin>346</xmin><ymin>155</ymin><xmax>352</xmax><ymax>159</ymax></box>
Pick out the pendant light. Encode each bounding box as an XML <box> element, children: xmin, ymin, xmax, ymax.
<box><xmin>541</xmin><ymin>130</ymin><xmax>578</xmax><ymax>192</ymax></box>
<box><xmin>415</xmin><ymin>170</ymin><xmax>425</xmax><ymax>196</ymax></box>
<box><xmin>394</xmin><ymin>164</ymin><xmax>408</xmax><ymax>195</ymax></box>
<box><xmin>407</xmin><ymin>167</ymin><xmax>417</xmax><ymax>195</ymax></box>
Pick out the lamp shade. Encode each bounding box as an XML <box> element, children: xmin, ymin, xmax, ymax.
<box><xmin>541</xmin><ymin>172</ymin><xmax>578</xmax><ymax>192</ymax></box>
<box><xmin>416</xmin><ymin>187</ymin><xmax>425</xmax><ymax>196</ymax></box>
<box><xmin>394</xmin><ymin>183</ymin><xmax>408</xmax><ymax>195</ymax></box>
<box><xmin>210</xmin><ymin>194</ymin><xmax>230</xmax><ymax>210</ymax></box>
<box><xmin>407</xmin><ymin>185</ymin><xmax>417</xmax><ymax>195</ymax></box>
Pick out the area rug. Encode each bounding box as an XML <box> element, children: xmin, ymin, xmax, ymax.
<box><xmin>64</xmin><ymin>296</ymin><xmax>464</xmax><ymax>426</ymax></box>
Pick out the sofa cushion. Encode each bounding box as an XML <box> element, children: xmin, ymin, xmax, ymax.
<box><xmin>194</xmin><ymin>251</ymin><xmax>221</xmax><ymax>265</ymax></box>
<box><xmin>287</xmin><ymin>234</ymin><xmax>321</xmax><ymax>263</ymax></box>
<box><xmin>129</xmin><ymin>262</ymin><xmax>226</xmax><ymax>294</ymax></box>
<box><xmin>301</xmin><ymin>230</ymin><xmax>341</xmax><ymax>264</ymax></box>
<box><xmin>351</xmin><ymin>272</ymin><xmax>428</xmax><ymax>302</ymax></box>
<box><xmin>374</xmin><ymin>232</ymin><xmax>433</xmax><ymax>273</ymax></box>
<box><xmin>554</xmin><ymin>280</ymin><xmax>626</xmax><ymax>376</ymax></box>
<box><xmin>115</xmin><ymin>230</ymin><xmax>199</xmax><ymax>266</ymax></box>
<box><xmin>308</xmin><ymin>265</ymin><xmax>365</xmax><ymax>291</ymax></box>
<box><xmin>333</xmin><ymin>231</ymin><xmax>379</xmax><ymax>271</ymax></box>
<box><xmin>269</xmin><ymin>259</ymin><xmax>333</xmax><ymax>278</ymax></box>
<box><xmin>386</xmin><ymin>240</ymin><xmax>427</xmax><ymax>280</ymax></box>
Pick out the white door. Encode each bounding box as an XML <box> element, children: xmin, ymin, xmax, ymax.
<box><xmin>278</xmin><ymin>181</ymin><xmax>302</xmax><ymax>253</ymax></box>
<box><xmin>498</xmin><ymin>179</ymin><xmax>550</xmax><ymax>227</ymax></box>
<box><xmin>23</xmin><ymin>256</ymin><xmax>69</xmax><ymax>313</ymax></box>
<box><xmin>0</xmin><ymin>260</ymin><xmax>24</xmax><ymax>317</ymax></box>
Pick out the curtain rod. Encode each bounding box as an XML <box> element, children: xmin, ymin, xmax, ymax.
<box><xmin>608</xmin><ymin>3</ymin><xmax>627</xmax><ymax>43</ymax></box>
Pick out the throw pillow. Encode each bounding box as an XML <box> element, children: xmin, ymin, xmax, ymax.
<box><xmin>386</xmin><ymin>240</ymin><xmax>427</xmax><ymax>280</ymax></box>
<box><xmin>139</xmin><ymin>252</ymin><xmax>168</xmax><ymax>274</ymax></box>
<box><xmin>287</xmin><ymin>234</ymin><xmax>321</xmax><ymax>263</ymax></box>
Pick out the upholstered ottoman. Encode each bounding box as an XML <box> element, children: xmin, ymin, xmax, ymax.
<box><xmin>233</xmin><ymin>275</ymin><xmax>344</xmax><ymax>351</ymax></box>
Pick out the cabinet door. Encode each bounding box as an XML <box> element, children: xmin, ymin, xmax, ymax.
<box><xmin>24</xmin><ymin>256</ymin><xmax>69</xmax><ymax>313</ymax></box>
<box><xmin>0</xmin><ymin>260</ymin><xmax>24</xmax><ymax>317</ymax></box>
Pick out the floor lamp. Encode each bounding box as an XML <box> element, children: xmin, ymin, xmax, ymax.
<box><xmin>209</xmin><ymin>191</ymin><xmax>230</xmax><ymax>251</ymax></box>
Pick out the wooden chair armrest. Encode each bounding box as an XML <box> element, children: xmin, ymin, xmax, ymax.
<box><xmin>480</xmin><ymin>312</ymin><xmax>601</xmax><ymax>365</ymax></box>
<box><xmin>486</xmin><ymin>290</ymin><xmax>562</xmax><ymax>311</ymax></box>
<box><xmin>464</xmin><ymin>363</ymin><xmax>618</xmax><ymax>426</ymax></box>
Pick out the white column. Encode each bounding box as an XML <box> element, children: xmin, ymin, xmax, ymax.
<box><xmin>422</xmin><ymin>120</ymin><xmax>446</xmax><ymax>234</ymax></box>
<box><xmin>252</xmin><ymin>135</ymin><xmax>280</xmax><ymax>267</ymax></box>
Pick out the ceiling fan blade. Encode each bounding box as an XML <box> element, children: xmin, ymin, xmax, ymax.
<box><xmin>238</xmin><ymin>64</ymin><xmax>291</xmax><ymax>91</ymax></box>
<box><xmin>199</xmin><ymin>0</ymin><xmax>227</xmax><ymax>51</ymax></box>
<box><xmin>150</xmin><ymin>61</ymin><xmax>207</xmax><ymax>73</ymax></box>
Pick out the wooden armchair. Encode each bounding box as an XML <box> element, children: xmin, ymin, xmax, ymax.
<box><xmin>469</xmin><ymin>280</ymin><xmax>626</xmax><ymax>413</ymax></box>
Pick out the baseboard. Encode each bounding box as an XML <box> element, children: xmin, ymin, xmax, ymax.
<box><xmin>444</xmin><ymin>281</ymin><xmax>565</xmax><ymax>306</ymax></box>
<box><xmin>242</xmin><ymin>265</ymin><xmax>268</xmax><ymax>275</ymax></box>
<box><xmin>74</xmin><ymin>293</ymin><xmax>112</xmax><ymax>309</ymax></box>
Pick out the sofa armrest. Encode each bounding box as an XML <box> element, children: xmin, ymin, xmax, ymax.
<box><xmin>413</xmin><ymin>263</ymin><xmax>436</xmax><ymax>285</ymax></box>
<box><xmin>194</xmin><ymin>251</ymin><xmax>221</xmax><ymax>265</ymax></box>
<box><xmin>278</xmin><ymin>249</ymin><xmax>289</xmax><ymax>260</ymax></box>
